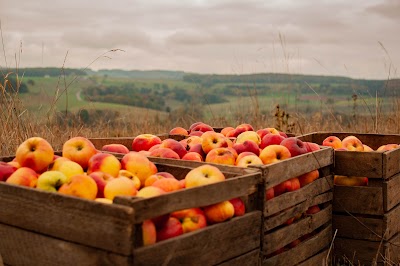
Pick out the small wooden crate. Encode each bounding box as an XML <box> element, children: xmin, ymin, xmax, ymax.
<box><xmin>298</xmin><ymin>132</ymin><xmax>400</xmax><ymax>264</ymax></box>
<box><xmin>149</xmin><ymin>146</ymin><xmax>335</xmax><ymax>265</ymax></box>
<box><xmin>0</xmin><ymin>157</ymin><xmax>262</xmax><ymax>266</ymax></box>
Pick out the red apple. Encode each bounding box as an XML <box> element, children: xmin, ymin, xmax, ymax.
<box><xmin>171</xmin><ymin>208</ymin><xmax>207</xmax><ymax>233</ymax></box>
<box><xmin>159</xmin><ymin>139</ymin><xmax>187</xmax><ymax>158</ymax></box>
<box><xmin>88</xmin><ymin>171</ymin><xmax>114</xmax><ymax>198</ymax></box>
<box><xmin>169</xmin><ymin>127</ymin><xmax>189</xmax><ymax>136</ymax></box>
<box><xmin>260</xmin><ymin>134</ymin><xmax>285</xmax><ymax>149</ymax></box>
<box><xmin>201</xmin><ymin>131</ymin><xmax>229</xmax><ymax>154</ymax></box>
<box><xmin>304</xmin><ymin>142</ymin><xmax>321</xmax><ymax>152</ymax></box>
<box><xmin>0</xmin><ymin>161</ymin><xmax>18</xmax><ymax>182</ymax></box>
<box><xmin>101</xmin><ymin>144</ymin><xmax>130</xmax><ymax>154</ymax></box>
<box><xmin>322</xmin><ymin>136</ymin><xmax>342</xmax><ymax>149</ymax></box>
<box><xmin>132</xmin><ymin>134</ymin><xmax>162</xmax><ymax>152</ymax></box>
<box><xmin>280</xmin><ymin>137</ymin><xmax>308</xmax><ymax>157</ymax></box>
<box><xmin>156</xmin><ymin>216</ymin><xmax>183</xmax><ymax>242</ymax></box>
<box><xmin>149</xmin><ymin>148</ymin><xmax>180</xmax><ymax>159</ymax></box>
<box><xmin>182</xmin><ymin>152</ymin><xmax>203</xmax><ymax>162</ymax></box>
<box><xmin>229</xmin><ymin>197</ymin><xmax>246</xmax><ymax>216</ymax></box>
<box><xmin>16</xmin><ymin>137</ymin><xmax>55</xmax><ymax>173</ymax></box>
<box><xmin>6</xmin><ymin>167</ymin><xmax>39</xmax><ymax>187</ymax></box>
<box><xmin>233</xmin><ymin>140</ymin><xmax>260</xmax><ymax>156</ymax></box>
<box><xmin>205</xmin><ymin>147</ymin><xmax>236</xmax><ymax>165</ymax></box>
<box><xmin>87</xmin><ymin>153</ymin><xmax>121</xmax><ymax>177</ymax></box>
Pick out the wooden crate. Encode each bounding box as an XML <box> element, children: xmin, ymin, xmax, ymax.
<box><xmin>147</xmin><ymin>146</ymin><xmax>335</xmax><ymax>265</ymax></box>
<box><xmin>0</xmin><ymin>158</ymin><xmax>262</xmax><ymax>266</ymax></box>
<box><xmin>298</xmin><ymin>132</ymin><xmax>400</xmax><ymax>264</ymax></box>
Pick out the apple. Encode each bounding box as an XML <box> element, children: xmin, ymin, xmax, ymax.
<box><xmin>6</xmin><ymin>167</ymin><xmax>39</xmax><ymax>187</ymax></box>
<box><xmin>287</xmin><ymin>239</ymin><xmax>302</xmax><ymax>249</ymax></box>
<box><xmin>117</xmin><ymin>170</ymin><xmax>141</xmax><ymax>190</ymax></box>
<box><xmin>62</xmin><ymin>136</ymin><xmax>98</xmax><ymax>170</ymax></box>
<box><xmin>334</xmin><ymin>175</ymin><xmax>368</xmax><ymax>186</ymax></box>
<box><xmin>189</xmin><ymin>131</ymin><xmax>203</xmax><ymax>137</ymax></box>
<box><xmin>144</xmin><ymin>174</ymin><xmax>165</xmax><ymax>187</ymax></box>
<box><xmin>306</xmin><ymin>205</ymin><xmax>321</xmax><ymax>215</ymax></box>
<box><xmin>156</xmin><ymin>172</ymin><xmax>176</xmax><ymax>179</ymax></box>
<box><xmin>274</xmin><ymin>180</ymin><xmax>292</xmax><ymax>197</ymax></box>
<box><xmin>304</xmin><ymin>142</ymin><xmax>321</xmax><ymax>152</ymax></box>
<box><xmin>260</xmin><ymin>134</ymin><xmax>285</xmax><ymax>149</ymax></box>
<box><xmin>236</xmin><ymin>154</ymin><xmax>263</xmax><ymax>167</ymax></box>
<box><xmin>142</xmin><ymin>219</ymin><xmax>157</xmax><ymax>246</ymax></box>
<box><xmin>266</xmin><ymin>187</ymin><xmax>275</xmax><ymax>200</ymax></box>
<box><xmin>205</xmin><ymin>147</ymin><xmax>236</xmax><ymax>165</ymax></box>
<box><xmin>156</xmin><ymin>216</ymin><xmax>183</xmax><ymax>242</ymax></box>
<box><xmin>182</xmin><ymin>152</ymin><xmax>203</xmax><ymax>162</ymax></box>
<box><xmin>189</xmin><ymin>122</ymin><xmax>214</xmax><ymax>133</ymax></box>
<box><xmin>137</xmin><ymin>186</ymin><xmax>166</xmax><ymax>198</ymax></box>
<box><xmin>171</xmin><ymin>208</ymin><xmax>207</xmax><ymax>233</ymax></box>
<box><xmin>322</xmin><ymin>136</ymin><xmax>342</xmax><ymax>149</ymax></box>
<box><xmin>188</xmin><ymin>122</ymin><xmax>204</xmax><ymax>132</ymax></box>
<box><xmin>159</xmin><ymin>139</ymin><xmax>187</xmax><ymax>158</ymax></box>
<box><xmin>169</xmin><ymin>127</ymin><xmax>189</xmax><ymax>136</ymax></box>
<box><xmin>87</xmin><ymin>153</ymin><xmax>121</xmax><ymax>178</ymax></box>
<box><xmin>50</xmin><ymin>158</ymin><xmax>84</xmax><ymax>179</ymax></box>
<box><xmin>377</xmin><ymin>144</ymin><xmax>400</xmax><ymax>152</ymax></box>
<box><xmin>59</xmin><ymin>174</ymin><xmax>98</xmax><ymax>200</ymax></box>
<box><xmin>121</xmin><ymin>152</ymin><xmax>158</xmax><ymax>187</ymax></box>
<box><xmin>236</xmin><ymin>131</ymin><xmax>261</xmax><ymax>146</ymax></box>
<box><xmin>185</xmin><ymin>164</ymin><xmax>226</xmax><ymax>188</ymax></box>
<box><xmin>148</xmin><ymin>144</ymin><xmax>161</xmax><ymax>152</ymax></box>
<box><xmin>101</xmin><ymin>144</ymin><xmax>130</xmax><ymax>154</ymax></box>
<box><xmin>259</xmin><ymin>145</ymin><xmax>291</xmax><ymax>165</ymax></box>
<box><xmin>229</xmin><ymin>198</ymin><xmax>246</xmax><ymax>216</ymax></box>
<box><xmin>203</xmin><ymin>201</ymin><xmax>235</xmax><ymax>224</ymax></box>
<box><xmin>149</xmin><ymin>148</ymin><xmax>180</xmax><ymax>159</ymax></box>
<box><xmin>186</xmin><ymin>136</ymin><xmax>203</xmax><ymax>148</ymax></box>
<box><xmin>0</xmin><ymin>161</ymin><xmax>18</xmax><ymax>182</ymax></box>
<box><xmin>151</xmin><ymin>178</ymin><xmax>182</xmax><ymax>192</ymax></box>
<box><xmin>279</xmin><ymin>132</ymin><xmax>288</xmax><ymax>138</ymax></box>
<box><xmin>16</xmin><ymin>137</ymin><xmax>54</xmax><ymax>173</ymax></box>
<box><xmin>201</xmin><ymin>131</ymin><xmax>229</xmax><ymax>154</ymax></box>
<box><xmin>298</xmin><ymin>169</ymin><xmax>320</xmax><ymax>187</ymax></box>
<box><xmin>220</xmin><ymin>127</ymin><xmax>235</xmax><ymax>136</ymax></box>
<box><xmin>233</xmin><ymin>140</ymin><xmax>260</xmax><ymax>156</ymax></box>
<box><xmin>363</xmin><ymin>144</ymin><xmax>374</xmax><ymax>152</ymax></box>
<box><xmin>236</xmin><ymin>123</ymin><xmax>254</xmax><ymax>131</ymax></box>
<box><xmin>103</xmin><ymin>176</ymin><xmax>137</xmax><ymax>200</ymax></box>
<box><xmin>187</xmin><ymin>143</ymin><xmax>206</xmax><ymax>158</ymax></box>
<box><xmin>132</xmin><ymin>134</ymin><xmax>162</xmax><ymax>152</ymax></box>
<box><xmin>226</xmin><ymin>127</ymin><xmax>247</xmax><ymax>138</ymax></box>
<box><xmin>341</xmin><ymin>136</ymin><xmax>364</xmax><ymax>151</ymax></box>
<box><xmin>236</xmin><ymin>151</ymin><xmax>257</xmax><ymax>164</ymax></box>
<box><xmin>36</xmin><ymin>170</ymin><xmax>70</xmax><ymax>192</ymax></box>
<box><xmin>7</xmin><ymin>160</ymin><xmax>21</xmax><ymax>169</ymax></box>
<box><xmin>280</xmin><ymin>137</ymin><xmax>308</xmax><ymax>157</ymax></box>
<box><xmin>88</xmin><ymin>171</ymin><xmax>114</xmax><ymax>198</ymax></box>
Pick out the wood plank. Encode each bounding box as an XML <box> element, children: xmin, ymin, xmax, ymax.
<box><xmin>265</xmin><ymin>192</ymin><xmax>332</xmax><ymax>231</ymax></box>
<box><xmin>383</xmin><ymin>149</ymin><xmax>400</xmax><ymax>179</ymax></box>
<box><xmin>261</xmin><ymin>147</ymin><xmax>334</xmax><ymax>189</ymax></box>
<box><xmin>384</xmin><ymin>173</ymin><xmax>400</xmax><ymax>212</ymax></box>
<box><xmin>333</xmin><ymin>214</ymin><xmax>385</xmax><ymax>241</ymax></box>
<box><xmin>333</xmin><ymin>185</ymin><xmax>384</xmax><ymax>215</ymax></box>
<box><xmin>297</xmin><ymin>248</ymin><xmax>330</xmax><ymax>266</ymax></box>
<box><xmin>265</xmin><ymin>176</ymin><xmax>333</xmax><ymax>217</ymax></box>
<box><xmin>334</xmin><ymin>237</ymin><xmax>384</xmax><ymax>264</ymax></box>
<box><xmin>0</xmin><ymin>252</ymin><xmax>3</xmax><ymax>266</ymax></box>
<box><xmin>334</xmin><ymin>150</ymin><xmax>384</xmax><ymax>178</ymax></box>
<box><xmin>264</xmin><ymin>205</ymin><xmax>332</xmax><ymax>253</ymax></box>
<box><xmin>263</xmin><ymin>224</ymin><xmax>332</xmax><ymax>266</ymax></box>
<box><xmin>0</xmin><ymin>222</ymin><xmax>131</xmax><ymax>266</ymax></box>
<box><xmin>216</xmin><ymin>249</ymin><xmax>260</xmax><ymax>266</ymax></box>
<box><xmin>133</xmin><ymin>211</ymin><xmax>261</xmax><ymax>266</ymax></box>
<box><xmin>0</xmin><ymin>183</ymin><xmax>135</xmax><ymax>255</ymax></box>
<box><xmin>114</xmin><ymin>172</ymin><xmax>260</xmax><ymax>223</ymax></box>
<box><xmin>384</xmin><ymin>204</ymin><xmax>400</xmax><ymax>242</ymax></box>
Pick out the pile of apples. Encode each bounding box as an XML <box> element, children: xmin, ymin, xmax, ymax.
<box><xmin>101</xmin><ymin>122</ymin><xmax>323</xmax><ymax>202</ymax></box>
<box><xmin>321</xmin><ymin>134</ymin><xmax>400</xmax><ymax>187</ymax></box>
<box><xmin>0</xmin><ymin>136</ymin><xmax>246</xmax><ymax>246</ymax></box>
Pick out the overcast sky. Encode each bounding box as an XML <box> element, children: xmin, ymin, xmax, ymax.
<box><xmin>0</xmin><ymin>0</ymin><xmax>399</xmax><ymax>79</ymax></box>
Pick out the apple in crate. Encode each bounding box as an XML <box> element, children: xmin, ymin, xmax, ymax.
<box><xmin>117</xmin><ymin>170</ymin><xmax>141</xmax><ymax>190</ymax></box>
<box><xmin>104</xmin><ymin>176</ymin><xmax>137</xmax><ymax>200</ymax></box>
<box><xmin>58</xmin><ymin>174</ymin><xmax>98</xmax><ymax>200</ymax></box>
<box><xmin>260</xmin><ymin>134</ymin><xmax>285</xmax><ymax>149</ymax></box>
<box><xmin>280</xmin><ymin>137</ymin><xmax>308</xmax><ymax>157</ymax></box>
<box><xmin>149</xmin><ymin>147</ymin><xmax>180</xmax><ymax>159</ymax></box>
<box><xmin>62</xmin><ymin>137</ymin><xmax>98</xmax><ymax>170</ymax></box>
<box><xmin>189</xmin><ymin>122</ymin><xmax>214</xmax><ymax>133</ymax></box>
<box><xmin>205</xmin><ymin>147</ymin><xmax>236</xmax><ymax>165</ymax></box>
<box><xmin>172</xmin><ymin>208</ymin><xmax>207</xmax><ymax>233</ymax></box>
<box><xmin>159</xmin><ymin>139</ymin><xmax>187</xmax><ymax>158</ymax></box>
<box><xmin>151</xmin><ymin>178</ymin><xmax>182</xmax><ymax>192</ymax></box>
<box><xmin>101</xmin><ymin>144</ymin><xmax>130</xmax><ymax>154</ymax></box>
<box><xmin>298</xmin><ymin>169</ymin><xmax>320</xmax><ymax>187</ymax></box>
<box><xmin>169</xmin><ymin>127</ymin><xmax>189</xmax><ymax>136</ymax></box>
<box><xmin>322</xmin><ymin>136</ymin><xmax>342</xmax><ymax>149</ymax></box>
<box><xmin>121</xmin><ymin>152</ymin><xmax>158</xmax><ymax>187</ymax></box>
<box><xmin>137</xmin><ymin>186</ymin><xmax>166</xmax><ymax>198</ymax></box>
<box><xmin>144</xmin><ymin>174</ymin><xmax>165</xmax><ymax>187</ymax></box>
<box><xmin>182</xmin><ymin>152</ymin><xmax>203</xmax><ymax>162</ymax></box>
<box><xmin>202</xmin><ymin>131</ymin><xmax>229</xmax><ymax>154</ymax></box>
<box><xmin>185</xmin><ymin>164</ymin><xmax>226</xmax><ymax>188</ymax></box>
<box><xmin>236</xmin><ymin>131</ymin><xmax>261</xmax><ymax>145</ymax></box>
<box><xmin>36</xmin><ymin>170</ymin><xmax>70</xmax><ymax>192</ymax></box>
<box><xmin>89</xmin><ymin>171</ymin><xmax>114</xmax><ymax>198</ymax></box>
<box><xmin>142</xmin><ymin>219</ymin><xmax>157</xmax><ymax>246</ymax></box>
<box><xmin>0</xmin><ymin>161</ymin><xmax>18</xmax><ymax>182</ymax></box>
<box><xmin>259</xmin><ymin>145</ymin><xmax>291</xmax><ymax>165</ymax></box>
<box><xmin>87</xmin><ymin>153</ymin><xmax>121</xmax><ymax>178</ymax></box>
<box><xmin>304</xmin><ymin>142</ymin><xmax>320</xmax><ymax>152</ymax></box>
<box><xmin>203</xmin><ymin>201</ymin><xmax>235</xmax><ymax>224</ymax></box>
<box><xmin>236</xmin><ymin>154</ymin><xmax>263</xmax><ymax>167</ymax></box>
<box><xmin>220</xmin><ymin>127</ymin><xmax>235</xmax><ymax>136</ymax></box>
<box><xmin>132</xmin><ymin>134</ymin><xmax>162</xmax><ymax>152</ymax></box>
<box><xmin>334</xmin><ymin>175</ymin><xmax>368</xmax><ymax>186</ymax></box>
<box><xmin>229</xmin><ymin>197</ymin><xmax>246</xmax><ymax>216</ymax></box>
<box><xmin>233</xmin><ymin>140</ymin><xmax>260</xmax><ymax>156</ymax></box>
<box><xmin>16</xmin><ymin>137</ymin><xmax>54</xmax><ymax>173</ymax></box>
<box><xmin>377</xmin><ymin>144</ymin><xmax>400</xmax><ymax>152</ymax></box>
<box><xmin>50</xmin><ymin>158</ymin><xmax>84</xmax><ymax>179</ymax></box>
<box><xmin>6</xmin><ymin>167</ymin><xmax>39</xmax><ymax>187</ymax></box>
<box><xmin>156</xmin><ymin>216</ymin><xmax>184</xmax><ymax>242</ymax></box>
<box><xmin>341</xmin><ymin>136</ymin><xmax>364</xmax><ymax>151</ymax></box>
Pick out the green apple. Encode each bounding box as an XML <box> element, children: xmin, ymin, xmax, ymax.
<box><xmin>37</xmin><ymin>171</ymin><xmax>71</xmax><ymax>192</ymax></box>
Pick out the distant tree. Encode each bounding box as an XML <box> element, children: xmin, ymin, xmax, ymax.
<box><xmin>27</xmin><ymin>79</ymin><xmax>35</xmax><ymax>86</ymax></box>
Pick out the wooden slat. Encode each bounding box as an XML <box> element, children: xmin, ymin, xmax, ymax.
<box><xmin>265</xmin><ymin>192</ymin><xmax>332</xmax><ymax>231</ymax></box>
<box><xmin>114</xmin><ymin>172</ymin><xmax>260</xmax><ymax>223</ymax></box>
<box><xmin>333</xmin><ymin>214</ymin><xmax>385</xmax><ymax>241</ymax></box>
<box><xmin>264</xmin><ymin>205</ymin><xmax>332</xmax><ymax>253</ymax></box>
<box><xmin>384</xmin><ymin>173</ymin><xmax>400</xmax><ymax>212</ymax></box>
<box><xmin>0</xmin><ymin>222</ymin><xmax>131</xmax><ymax>266</ymax></box>
<box><xmin>0</xmin><ymin>183</ymin><xmax>135</xmax><ymax>255</ymax></box>
<box><xmin>217</xmin><ymin>248</ymin><xmax>260</xmax><ymax>266</ymax></box>
<box><xmin>297</xmin><ymin>248</ymin><xmax>330</xmax><ymax>266</ymax></box>
<box><xmin>263</xmin><ymin>224</ymin><xmax>332</xmax><ymax>266</ymax></box>
<box><xmin>260</xmin><ymin>147</ymin><xmax>334</xmax><ymax>189</ymax></box>
<box><xmin>334</xmin><ymin>237</ymin><xmax>384</xmax><ymax>264</ymax></box>
<box><xmin>383</xmin><ymin>149</ymin><xmax>400</xmax><ymax>180</ymax></box>
<box><xmin>384</xmin><ymin>203</ymin><xmax>400</xmax><ymax>242</ymax></box>
<box><xmin>265</xmin><ymin>176</ymin><xmax>333</xmax><ymax>217</ymax></box>
<box><xmin>133</xmin><ymin>211</ymin><xmax>261</xmax><ymax>266</ymax></box>
<box><xmin>334</xmin><ymin>150</ymin><xmax>384</xmax><ymax>178</ymax></box>
<box><xmin>333</xmin><ymin>185</ymin><xmax>384</xmax><ymax>215</ymax></box>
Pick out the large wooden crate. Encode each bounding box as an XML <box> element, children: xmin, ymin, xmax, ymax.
<box><xmin>0</xmin><ymin>157</ymin><xmax>262</xmax><ymax>266</ymax></box>
<box><xmin>298</xmin><ymin>132</ymin><xmax>400</xmax><ymax>264</ymax></box>
<box><xmin>147</xmin><ymin>146</ymin><xmax>335</xmax><ymax>265</ymax></box>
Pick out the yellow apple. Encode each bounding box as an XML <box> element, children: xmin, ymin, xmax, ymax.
<box><xmin>15</xmin><ymin>137</ymin><xmax>54</xmax><ymax>173</ymax></box>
